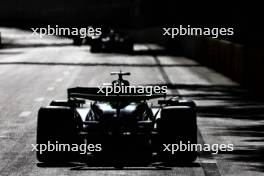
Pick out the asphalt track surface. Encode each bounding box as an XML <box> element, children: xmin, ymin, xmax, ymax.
<box><xmin>0</xmin><ymin>28</ymin><xmax>264</xmax><ymax>176</ymax></box>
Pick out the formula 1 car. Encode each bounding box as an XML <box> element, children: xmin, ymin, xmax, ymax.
<box><xmin>90</xmin><ymin>29</ymin><xmax>133</xmax><ymax>54</ymax></box>
<box><xmin>36</xmin><ymin>71</ymin><xmax>197</xmax><ymax>167</ymax></box>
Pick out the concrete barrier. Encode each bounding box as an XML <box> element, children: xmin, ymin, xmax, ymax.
<box><xmin>173</xmin><ymin>36</ymin><xmax>264</xmax><ymax>94</ymax></box>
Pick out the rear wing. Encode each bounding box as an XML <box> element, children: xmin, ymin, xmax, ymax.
<box><xmin>67</xmin><ymin>87</ymin><xmax>166</xmax><ymax>102</ymax></box>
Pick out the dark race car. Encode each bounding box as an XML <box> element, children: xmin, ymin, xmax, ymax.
<box><xmin>89</xmin><ymin>29</ymin><xmax>133</xmax><ymax>54</ymax></box>
<box><xmin>36</xmin><ymin>71</ymin><xmax>197</xmax><ymax>167</ymax></box>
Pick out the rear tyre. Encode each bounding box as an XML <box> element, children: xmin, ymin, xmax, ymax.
<box><xmin>36</xmin><ymin>106</ymin><xmax>81</xmax><ymax>163</ymax></box>
<box><xmin>156</xmin><ymin>106</ymin><xmax>197</xmax><ymax>163</ymax></box>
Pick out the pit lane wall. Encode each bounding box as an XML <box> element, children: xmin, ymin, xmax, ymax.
<box><xmin>169</xmin><ymin>37</ymin><xmax>264</xmax><ymax>93</ymax></box>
